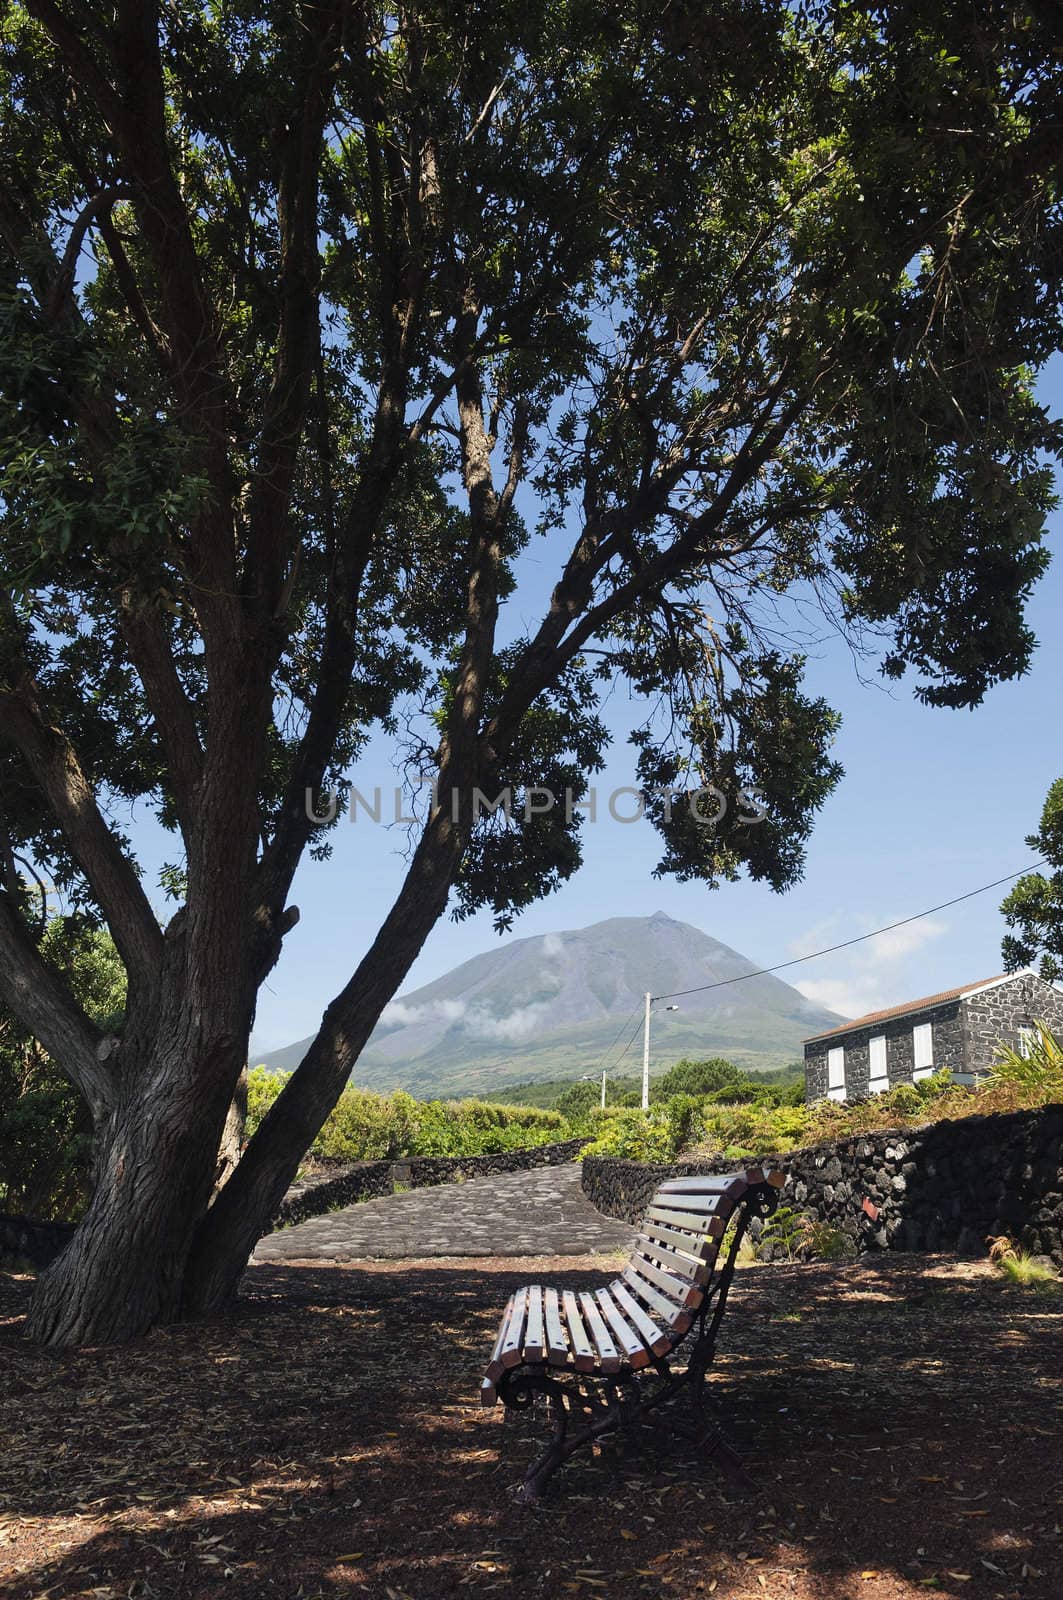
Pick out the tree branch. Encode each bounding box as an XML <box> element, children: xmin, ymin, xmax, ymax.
<box><xmin>0</xmin><ymin>610</ymin><xmax>163</xmax><ymax>1013</ymax></box>
<box><xmin>45</xmin><ymin>186</ymin><xmax>134</xmax><ymax>323</ymax></box>
<box><xmin>247</xmin><ymin>0</ymin><xmax>345</xmax><ymax>620</ymax></box>
<box><xmin>0</xmin><ymin>890</ymin><xmax>112</xmax><ymax>1116</ymax></box>
<box><xmin>118</xmin><ymin>595</ymin><xmax>204</xmax><ymax>840</ymax></box>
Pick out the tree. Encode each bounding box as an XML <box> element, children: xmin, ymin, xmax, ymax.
<box><xmin>1</xmin><ymin>0</ymin><xmax>1060</xmax><ymax>1345</ymax></box>
<box><xmin>649</xmin><ymin>1057</ymin><xmax>742</xmax><ymax>1102</ymax></box>
<box><xmin>1001</xmin><ymin>777</ymin><xmax>1063</xmax><ymax>980</ymax></box>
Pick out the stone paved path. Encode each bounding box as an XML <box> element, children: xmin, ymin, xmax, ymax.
<box><xmin>253</xmin><ymin>1162</ymin><xmax>636</xmax><ymax>1263</ymax></box>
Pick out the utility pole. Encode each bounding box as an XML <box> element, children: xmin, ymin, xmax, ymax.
<box><xmin>600</xmin><ymin>1068</ymin><xmax>607</xmax><ymax>1110</ymax></box>
<box><xmin>641</xmin><ymin>994</ymin><xmax>679</xmax><ymax>1109</ymax></box>
<box><xmin>642</xmin><ymin>991</ymin><xmax>652</xmax><ymax>1110</ymax></box>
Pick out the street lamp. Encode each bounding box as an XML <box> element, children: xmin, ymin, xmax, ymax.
<box><xmin>580</xmin><ymin>1070</ymin><xmax>607</xmax><ymax>1109</ymax></box>
<box><xmin>641</xmin><ymin>994</ymin><xmax>679</xmax><ymax>1109</ymax></box>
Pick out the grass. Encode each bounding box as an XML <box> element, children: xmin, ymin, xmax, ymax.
<box><xmin>987</xmin><ymin>1232</ymin><xmax>1061</xmax><ymax>1290</ymax></box>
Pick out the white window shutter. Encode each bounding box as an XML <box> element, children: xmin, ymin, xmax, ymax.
<box><xmin>827</xmin><ymin>1045</ymin><xmax>845</xmax><ymax>1100</ymax></box>
<box><xmin>868</xmin><ymin>1034</ymin><xmax>888</xmax><ymax>1094</ymax></box>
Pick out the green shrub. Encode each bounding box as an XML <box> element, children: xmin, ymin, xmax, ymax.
<box><xmin>756</xmin><ymin>1204</ymin><xmax>807</xmax><ymax>1261</ymax></box>
<box><xmin>316</xmin><ymin>1087</ymin><xmax>420</xmax><ymax>1160</ymax></box>
<box><xmin>407</xmin><ymin>1097</ymin><xmax>566</xmax><ymax>1157</ymax></box>
<box><xmin>649</xmin><ymin>1057</ymin><xmax>742</xmax><ymax>1102</ymax></box>
<box><xmin>665</xmin><ymin>1093</ymin><xmax>705</xmax><ymax>1154</ymax></box>
<box><xmin>991</xmin><ymin>1021</ymin><xmax>1063</xmax><ymax>1099</ymax></box>
<box><xmin>246</xmin><ymin>1064</ymin><xmax>288</xmax><ymax>1138</ymax></box>
<box><xmin>582</xmin><ymin>1107</ymin><xmax>675</xmax><ymax>1162</ymax></box>
<box><xmin>246</xmin><ymin>1073</ymin><xmax>569</xmax><ymax>1161</ymax></box>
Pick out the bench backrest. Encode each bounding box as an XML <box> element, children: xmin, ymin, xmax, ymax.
<box><xmin>614</xmin><ymin>1166</ymin><xmax>785</xmax><ymax>1340</ymax></box>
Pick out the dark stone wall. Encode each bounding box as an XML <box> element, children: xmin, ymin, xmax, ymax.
<box><xmin>270</xmin><ymin>1159</ymin><xmax>395</xmax><ymax>1230</ymax></box>
<box><xmin>583</xmin><ymin>1102</ymin><xmax>1063</xmax><ymax>1263</ymax></box>
<box><xmin>962</xmin><ymin>974</ymin><xmax>1063</xmax><ymax>1075</ymax></box>
<box><xmin>804</xmin><ymin>1000</ymin><xmax>963</xmax><ymax>1101</ymax></box>
<box><xmin>400</xmin><ymin>1137</ymin><xmax>588</xmax><ymax>1188</ymax></box>
<box><xmin>0</xmin><ymin>1213</ymin><xmax>75</xmax><ymax>1269</ymax></box>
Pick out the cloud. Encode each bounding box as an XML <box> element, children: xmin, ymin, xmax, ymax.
<box><xmin>795</xmin><ymin>915</ymin><xmax>949</xmax><ymax>1021</ymax></box>
<box><xmin>464</xmin><ymin>1002</ymin><xmax>550</xmax><ymax>1042</ymax></box>
<box><xmin>380</xmin><ymin>994</ymin><xmax>551</xmax><ymax>1042</ymax></box>
<box><xmin>379</xmin><ymin>997</ymin><xmax>466</xmax><ymax>1028</ymax></box>
<box><xmin>542</xmin><ymin>933</ymin><xmax>564</xmax><ymax>958</ymax></box>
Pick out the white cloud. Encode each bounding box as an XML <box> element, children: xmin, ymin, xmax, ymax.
<box><xmin>870</xmin><ymin>917</ymin><xmax>947</xmax><ymax>964</ymax></box>
<box><xmin>795</xmin><ymin>915</ymin><xmax>949</xmax><ymax>1021</ymax></box>
<box><xmin>464</xmin><ymin>1002</ymin><xmax>550</xmax><ymax>1042</ymax></box>
<box><xmin>379</xmin><ymin>997</ymin><xmax>466</xmax><ymax>1028</ymax></box>
<box><xmin>543</xmin><ymin>932</ymin><xmax>564</xmax><ymax>958</ymax></box>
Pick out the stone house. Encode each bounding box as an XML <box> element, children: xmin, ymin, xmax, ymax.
<box><xmin>803</xmin><ymin>970</ymin><xmax>1063</xmax><ymax>1103</ymax></box>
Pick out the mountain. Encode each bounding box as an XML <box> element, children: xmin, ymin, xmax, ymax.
<box><xmin>256</xmin><ymin>912</ymin><xmax>846</xmax><ymax>1098</ymax></box>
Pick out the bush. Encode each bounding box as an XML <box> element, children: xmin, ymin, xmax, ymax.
<box><xmin>315</xmin><ymin>1087</ymin><xmax>421</xmax><ymax>1160</ymax></box>
<box><xmin>582</xmin><ymin>1107</ymin><xmax>675</xmax><ymax>1162</ymax></box>
<box><xmin>991</xmin><ymin>1020</ymin><xmax>1063</xmax><ymax>1099</ymax></box>
<box><xmin>649</xmin><ymin>1058</ymin><xmax>742</xmax><ymax>1102</ymax></box>
<box><xmin>247</xmin><ymin>1073</ymin><xmax>571</xmax><ymax>1162</ymax></box>
<box><xmin>246</xmin><ymin>1064</ymin><xmax>287</xmax><ymax>1138</ymax></box>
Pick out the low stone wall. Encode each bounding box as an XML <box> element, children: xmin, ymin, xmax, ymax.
<box><xmin>400</xmin><ymin>1137</ymin><xmax>588</xmax><ymax>1188</ymax></box>
<box><xmin>270</xmin><ymin>1158</ymin><xmax>395</xmax><ymax>1230</ymax></box>
<box><xmin>582</xmin><ymin>1102</ymin><xmax>1063</xmax><ymax>1263</ymax></box>
<box><xmin>2</xmin><ymin>1139</ymin><xmax>590</xmax><ymax>1266</ymax></box>
<box><xmin>0</xmin><ymin>1213</ymin><xmax>75</xmax><ymax>1269</ymax></box>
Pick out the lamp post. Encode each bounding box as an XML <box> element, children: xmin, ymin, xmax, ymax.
<box><xmin>641</xmin><ymin>994</ymin><xmax>679</xmax><ymax>1109</ymax></box>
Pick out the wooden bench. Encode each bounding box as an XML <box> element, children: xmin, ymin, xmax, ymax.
<box><xmin>480</xmin><ymin>1164</ymin><xmax>785</xmax><ymax>1502</ymax></box>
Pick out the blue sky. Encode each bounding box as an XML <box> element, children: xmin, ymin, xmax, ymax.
<box><xmin>124</xmin><ymin>363</ymin><xmax>1062</xmax><ymax>1059</ymax></box>
<box><xmin>241</xmin><ymin>359</ymin><xmax>1063</xmax><ymax>1055</ymax></box>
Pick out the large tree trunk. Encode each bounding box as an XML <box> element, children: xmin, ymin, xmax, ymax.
<box><xmin>183</xmin><ymin>811</ymin><xmax>468</xmax><ymax>1317</ymax></box>
<box><xmin>27</xmin><ymin>799</ymin><xmax>467</xmax><ymax>1346</ymax></box>
<box><xmin>25</xmin><ymin>1037</ymin><xmax>242</xmax><ymax>1347</ymax></box>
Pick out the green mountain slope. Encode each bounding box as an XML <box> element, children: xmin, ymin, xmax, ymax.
<box><xmin>258</xmin><ymin>912</ymin><xmax>844</xmax><ymax>1096</ymax></box>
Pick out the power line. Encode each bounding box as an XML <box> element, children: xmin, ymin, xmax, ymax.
<box><xmin>608</xmin><ymin>1014</ymin><xmax>648</xmax><ymax>1071</ymax></box>
<box><xmin>598</xmin><ymin>1011</ymin><xmax>646</xmax><ymax>1075</ymax></box>
<box><xmin>652</xmin><ymin>861</ymin><xmax>1048</xmax><ymax>1003</ymax></box>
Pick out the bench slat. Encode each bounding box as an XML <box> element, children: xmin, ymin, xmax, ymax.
<box><xmin>635</xmin><ymin>1232</ymin><xmax>711</xmax><ymax>1284</ymax></box>
<box><xmin>544</xmin><ymin>1287</ymin><xmax>569</xmax><ymax>1366</ymax></box>
<box><xmin>499</xmin><ymin>1285</ymin><xmax>528</xmax><ymax>1368</ymax></box>
<box><xmin>524</xmin><ymin>1284</ymin><xmax>545</xmax><ymax>1363</ymax></box>
<box><xmin>657</xmin><ymin>1175</ymin><xmax>748</xmax><ymax>1199</ymax></box>
<box><xmin>609</xmin><ymin>1279</ymin><xmax>672</xmax><ymax>1356</ymax></box>
<box><xmin>646</xmin><ymin>1202</ymin><xmax>728</xmax><ymax>1235</ymax></box>
<box><xmin>578</xmin><ymin>1290</ymin><xmax>622</xmax><ymax>1373</ymax></box>
<box><xmin>642</xmin><ymin>1216</ymin><xmax>721</xmax><ymax>1256</ymax></box>
<box><xmin>629</xmin><ymin>1250</ymin><xmax>704</xmax><ymax>1307</ymax></box>
<box><xmin>481</xmin><ymin>1376</ymin><xmax>498</xmax><ymax>1406</ymax></box>
<box><xmin>595</xmin><ymin>1288</ymin><xmax>651</xmax><ymax>1368</ymax></box>
<box><xmin>621</xmin><ymin>1263</ymin><xmax>694</xmax><ymax>1333</ymax></box>
<box><xmin>561</xmin><ymin>1290</ymin><xmax>598</xmax><ymax>1373</ymax></box>
<box><xmin>484</xmin><ymin>1292</ymin><xmax>516</xmax><ymax>1381</ymax></box>
<box><xmin>646</xmin><ymin>1190</ymin><xmax>734</xmax><ymax>1218</ymax></box>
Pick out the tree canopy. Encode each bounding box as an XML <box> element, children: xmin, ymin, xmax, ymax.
<box><xmin>1001</xmin><ymin>777</ymin><xmax>1063</xmax><ymax>982</ymax></box>
<box><xmin>0</xmin><ymin>0</ymin><xmax>1061</xmax><ymax>1344</ymax></box>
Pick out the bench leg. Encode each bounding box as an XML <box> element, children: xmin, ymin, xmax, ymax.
<box><xmin>502</xmin><ymin>1373</ymin><xmax>625</xmax><ymax>1504</ymax></box>
<box><xmin>661</xmin><ymin>1402</ymin><xmax>757</xmax><ymax>1494</ymax></box>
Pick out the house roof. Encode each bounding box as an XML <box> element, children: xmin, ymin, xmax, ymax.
<box><xmin>802</xmin><ymin>973</ymin><xmax>1021</xmax><ymax>1044</ymax></box>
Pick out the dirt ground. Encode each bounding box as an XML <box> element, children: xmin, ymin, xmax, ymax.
<box><xmin>1</xmin><ymin>1252</ymin><xmax>1061</xmax><ymax>1600</ymax></box>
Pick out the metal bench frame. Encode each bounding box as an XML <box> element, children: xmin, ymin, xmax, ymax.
<box><xmin>486</xmin><ymin>1169</ymin><xmax>783</xmax><ymax>1503</ymax></box>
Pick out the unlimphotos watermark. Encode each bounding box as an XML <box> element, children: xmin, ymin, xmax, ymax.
<box><xmin>305</xmin><ymin>778</ymin><xmax>767</xmax><ymax>827</ymax></box>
